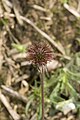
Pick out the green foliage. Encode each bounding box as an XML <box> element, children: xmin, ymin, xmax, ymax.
<box><xmin>49</xmin><ymin>68</ymin><xmax>78</xmax><ymax>105</ymax></box>
<box><xmin>12</xmin><ymin>43</ymin><xmax>26</xmax><ymax>53</ymax></box>
<box><xmin>48</xmin><ymin>52</ymin><xmax>80</xmax><ymax>114</ymax></box>
<box><xmin>25</xmin><ymin>94</ymin><xmax>35</xmax><ymax>115</ymax></box>
<box><xmin>25</xmin><ymin>52</ymin><xmax>80</xmax><ymax>117</ymax></box>
<box><xmin>37</xmin><ymin>102</ymin><xmax>42</xmax><ymax>120</ymax></box>
<box><xmin>60</xmin><ymin>0</ymin><xmax>68</xmax><ymax>3</ymax></box>
<box><xmin>0</xmin><ymin>18</ymin><xmax>9</xmax><ymax>26</ymax></box>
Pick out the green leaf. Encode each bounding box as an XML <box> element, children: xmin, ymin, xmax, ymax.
<box><xmin>37</xmin><ymin>102</ymin><xmax>42</xmax><ymax>120</ymax></box>
<box><xmin>12</xmin><ymin>43</ymin><xmax>26</xmax><ymax>53</ymax></box>
<box><xmin>61</xmin><ymin>0</ymin><xmax>68</xmax><ymax>3</ymax></box>
<box><xmin>25</xmin><ymin>94</ymin><xmax>34</xmax><ymax>115</ymax></box>
<box><xmin>0</xmin><ymin>18</ymin><xmax>9</xmax><ymax>26</ymax></box>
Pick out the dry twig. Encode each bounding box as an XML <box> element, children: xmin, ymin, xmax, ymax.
<box><xmin>0</xmin><ymin>91</ymin><xmax>21</xmax><ymax>120</ymax></box>
<box><xmin>11</xmin><ymin>0</ymin><xmax>23</xmax><ymax>25</ymax></box>
<box><xmin>0</xmin><ymin>32</ymin><xmax>4</xmax><ymax>70</ymax></box>
<box><xmin>32</xmin><ymin>4</ymin><xmax>48</xmax><ymax>12</ymax></box>
<box><xmin>64</xmin><ymin>3</ymin><xmax>80</xmax><ymax>18</ymax></box>
<box><xmin>1</xmin><ymin>85</ymin><xmax>28</xmax><ymax>103</ymax></box>
<box><xmin>20</xmin><ymin>16</ymin><xmax>65</xmax><ymax>55</ymax></box>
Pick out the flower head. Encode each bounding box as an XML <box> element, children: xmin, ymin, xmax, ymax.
<box><xmin>28</xmin><ymin>41</ymin><xmax>53</xmax><ymax>66</ymax></box>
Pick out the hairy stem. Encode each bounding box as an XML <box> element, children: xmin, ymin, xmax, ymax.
<box><xmin>40</xmin><ymin>66</ymin><xmax>44</xmax><ymax>120</ymax></box>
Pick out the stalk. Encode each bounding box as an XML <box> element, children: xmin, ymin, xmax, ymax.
<box><xmin>40</xmin><ymin>66</ymin><xmax>44</xmax><ymax>120</ymax></box>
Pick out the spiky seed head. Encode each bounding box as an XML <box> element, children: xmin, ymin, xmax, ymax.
<box><xmin>28</xmin><ymin>42</ymin><xmax>53</xmax><ymax>66</ymax></box>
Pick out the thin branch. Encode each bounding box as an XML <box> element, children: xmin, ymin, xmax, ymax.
<box><xmin>0</xmin><ymin>91</ymin><xmax>21</xmax><ymax>120</ymax></box>
<box><xmin>20</xmin><ymin>15</ymin><xmax>65</xmax><ymax>55</ymax></box>
<box><xmin>2</xmin><ymin>11</ymin><xmax>65</xmax><ymax>54</ymax></box>
<box><xmin>77</xmin><ymin>0</ymin><xmax>80</xmax><ymax>12</ymax></box>
<box><xmin>11</xmin><ymin>0</ymin><xmax>23</xmax><ymax>25</ymax></box>
<box><xmin>64</xmin><ymin>3</ymin><xmax>80</xmax><ymax>18</ymax></box>
<box><xmin>1</xmin><ymin>85</ymin><xmax>28</xmax><ymax>103</ymax></box>
<box><xmin>30</xmin><ymin>113</ymin><xmax>37</xmax><ymax>120</ymax></box>
<box><xmin>32</xmin><ymin>4</ymin><xmax>48</xmax><ymax>12</ymax></box>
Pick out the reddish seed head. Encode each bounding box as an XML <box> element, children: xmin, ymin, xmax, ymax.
<box><xmin>28</xmin><ymin>41</ymin><xmax>53</xmax><ymax>66</ymax></box>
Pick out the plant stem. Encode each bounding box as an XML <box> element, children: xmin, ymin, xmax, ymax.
<box><xmin>40</xmin><ymin>66</ymin><xmax>44</xmax><ymax>120</ymax></box>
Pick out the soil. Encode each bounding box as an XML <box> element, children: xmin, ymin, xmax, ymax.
<box><xmin>0</xmin><ymin>0</ymin><xmax>80</xmax><ymax>120</ymax></box>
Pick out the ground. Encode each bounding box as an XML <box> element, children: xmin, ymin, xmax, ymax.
<box><xmin>0</xmin><ymin>0</ymin><xmax>80</xmax><ymax>120</ymax></box>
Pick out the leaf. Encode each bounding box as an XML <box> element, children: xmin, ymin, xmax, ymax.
<box><xmin>75</xmin><ymin>52</ymin><xmax>80</xmax><ymax>67</ymax></box>
<box><xmin>37</xmin><ymin>102</ymin><xmax>42</xmax><ymax>120</ymax></box>
<box><xmin>61</xmin><ymin>0</ymin><xmax>68</xmax><ymax>3</ymax></box>
<box><xmin>67</xmin><ymin>82</ymin><xmax>79</xmax><ymax>98</ymax></box>
<box><xmin>12</xmin><ymin>43</ymin><xmax>26</xmax><ymax>53</ymax></box>
<box><xmin>25</xmin><ymin>95</ymin><xmax>34</xmax><ymax>115</ymax></box>
<box><xmin>0</xmin><ymin>18</ymin><xmax>9</xmax><ymax>26</ymax></box>
<box><xmin>50</xmin><ymin>83</ymin><xmax>63</xmax><ymax>103</ymax></box>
